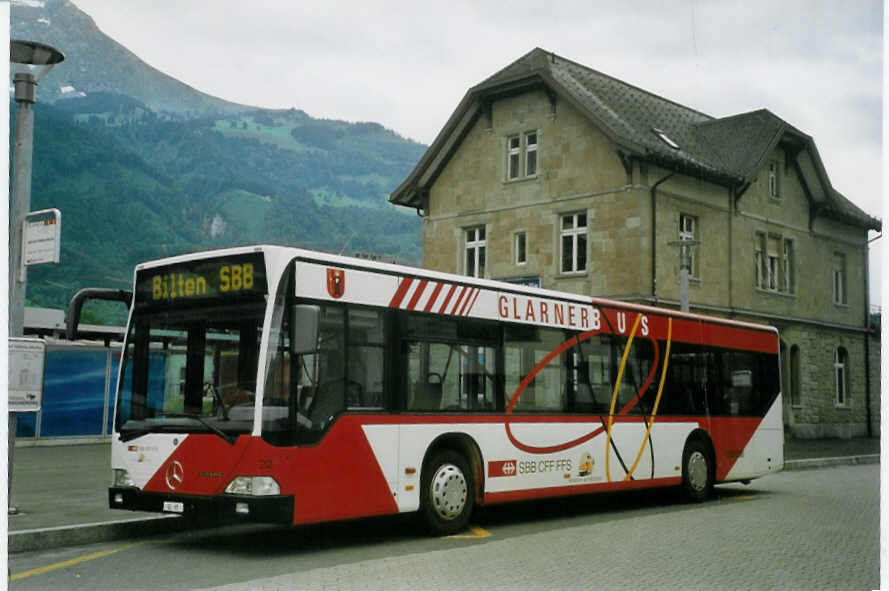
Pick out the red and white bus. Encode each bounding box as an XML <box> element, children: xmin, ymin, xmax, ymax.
<box><xmin>105</xmin><ymin>245</ymin><xmax>783</xmax><ymax>535</ymax></box>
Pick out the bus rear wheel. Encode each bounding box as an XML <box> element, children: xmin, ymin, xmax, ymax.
<box><xmin>421</xmin><ymin>450</ymin><xmax>474</xmax><ymax>536</ymax></box>
<box><xmin>681</xmin><ymin>439</ymin><xmax>713</xmax><ymax>502</ymax></box>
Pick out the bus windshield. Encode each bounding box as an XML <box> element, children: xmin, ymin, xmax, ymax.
<box><xmin>116</xmin><ymin>253</ymin><xmax>268</xmax><ymax>441</ymax></box>
<box><xmin>115</xmin><ymin>302</ymin><xmax>265</xmax><ymax>441</ymax></box>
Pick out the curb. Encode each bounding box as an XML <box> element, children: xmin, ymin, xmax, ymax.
<box><xmin>9</xmin><ymin>514</ymin><xmax>201</xmax><ymax>554</ymax></box>
<box><xmin>783</xmin><ymin>454</ymin><xmax>880</xmax><ymax>471</ymax></box>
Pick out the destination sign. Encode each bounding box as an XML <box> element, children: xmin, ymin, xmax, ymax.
<box><xmin>135</xmin><ymin>252</ymin><xmax>267</xmax><ymax>305</ymax></box>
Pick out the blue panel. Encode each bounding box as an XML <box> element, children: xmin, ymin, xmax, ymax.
<box><xmin>148</xmin><ymin>352</ymin><xmax>167</xmax><ymax>411</ymax></box>
<box><xmin>40</xmin><ymin>350</ymin><xmax>109</xmax><ymax>437</ymax></box>
<box><xmin>107</xmin><ymin>353</ymin><xmax>121</xmax><ymax>435</ymax></box>
<box><xmin>15</xmin><ymin>412</ymin><xmax>36</xmax><ymax>438</ymax></box>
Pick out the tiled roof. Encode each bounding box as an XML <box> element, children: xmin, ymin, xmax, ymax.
<box><xmin>391</xmin><ymin>48</ymin><xmax>880</xmax><ymax>231</ymax></box>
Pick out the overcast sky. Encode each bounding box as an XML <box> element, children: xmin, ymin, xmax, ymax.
<box><xmin>71</xmin><ymin>0</ymin><xmax>885</xmax><ymax>303</ymax></box>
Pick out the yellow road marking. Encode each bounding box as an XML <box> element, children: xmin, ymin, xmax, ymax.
<box><xmin>447</xmin><ymin>525</ymin><xmax>491</xmax><ymax>539</ymax></box>
<box><xmin>726</xmin><ymin>494</ymin><xmax>757</xmax><ymax>502</ymax></box>
<box><xmin>9</xmin><ymin>542</ymin><xmax>141</xmax><ymax>582</ymax></box>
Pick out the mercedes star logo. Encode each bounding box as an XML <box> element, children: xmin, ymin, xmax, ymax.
<box><xmin>165</xmin><ymin>460</ymin><xmax>184</xmax><ymax>490</ymax></box>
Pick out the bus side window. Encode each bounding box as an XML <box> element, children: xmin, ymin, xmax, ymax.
<box><xmin>347</xmin><ymin>308</ymin><xmax>386</xmax><ymax>409</ymax></box>
<box><xmin>307</xmin><ymin>307</ymin><xmax>346</xmax><ymax>424</ymax></box>
<box><xmin>407</xmin><ymin>342</ymin><xmax>443</xmax><ymax>411</ymax></box>
<box><xmin>405</xmin><ymin>342</ymin><xmax>495</xmax><ymax>411</ymax></box>
<box><xmin>571</xmin><ymin>334</ymin><xmax>610</xmax><ymax>413</ymax></box>
<box><xmin>664</xmin><ymin>344</ymin><xmax>706</xmax><ymax>416</ymax></box>
<box><xmin>504</xmin><ymin>325</ymin><xmax>567</xmax><ymax>412</ymax></box>
<box><xmin>402</xmin><ymin>313</ymin><xmax>498</xmax><ymax>412</ymax></box>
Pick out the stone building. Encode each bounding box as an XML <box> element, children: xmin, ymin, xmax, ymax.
<box><xmin>389</xmin><ymin>48</ymin><xmax>881</xmax><ymax>439</ymax></box>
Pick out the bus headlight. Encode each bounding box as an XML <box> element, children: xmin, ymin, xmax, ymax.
<box><xmin>224</xmin><ymin>476</ymin><xmax>280</xmax><ymax>496</ymax></box>
<box><xmin>113</xmin><ymin>469</ymin><xmax>136</xmax><ymax>487</ymax></box>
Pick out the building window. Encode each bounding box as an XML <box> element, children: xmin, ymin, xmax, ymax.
<box><xmin>767</xmin><ymin>237</ymin><xmax>779</xmax><ymax>290</ymax></box>
<box><xmin>514</xmin><ymin>232</ymin><xmax>527</xmax><ymax>266</ymax></box>
<box><xmin>783</xmin><ymin>240</ymin><xmax>794</xmax><ymax>293</ymax></box>
<box><xmin>506</xmin><ymin>131</ymin><xmax>539</xmax><ymax>181</ymax></box>
<box><xmin>832</xmin><ymin>252</ymin><xmax>846</xmax><ymax>305</ymax></box>
<box><xmin>679</xmin><ymin>214</ymin><xmax>697</xmax><ymax>277</ymax></box>
<box><xmin>834</xmin><ymin>347</ymin><xmax>849</xmax><ymax>406</ymax></box>
<box><xmin>755</xmin><ymin>235</ymin><xmax>763</xmax><ymax>289</ymax></box>
<box><xmin>755</xmin><ymin>232</ymin><xmax>794</xmax><ymax>294</ymax></box>
<box><xmin>507</xmin><ymin>136</ymin><xmax>521</xmax><ymax>180</ymax></box>
<box><xmin>465</xmin><ymin>226</ymin><xmax>486</xmax><ymax>278</ymax></box>
<box><xmin>525</xmin><ymin>132</ymin><xmax>537</xmax><ymax>176</ymax></box>
<box><xmin>768</xmin><ymin>161</ymin><xmax>780</xmax><ymax>200</ymax></box>
<box><xmin>560</xmin><ymin>213</ymin><xmax>587</xmax><ymax>274</ymax></box>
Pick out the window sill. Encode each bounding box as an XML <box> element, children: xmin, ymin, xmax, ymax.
<box><xmin>558</xmin><ymin>271</ymin><xmax>588</xmax><ymax>279</ymax></box>
<box><xmin>754</xmin><ymin>287</ymin><xmax>796</xmax><ymax>299</ymax></box>
<box><xmin>503</xmin><ymin>174</ymin><xmax>539</xmax><ymax>186</ymax></box>
<box><xmin>833</xmin><ymin>302</ymin><xmax>850</xmax><ymax>309</ymax></box>
<box><xmin>834</xmin><ymin>404</ymin><xmax>852</xmax><ymax>411</ymax></box>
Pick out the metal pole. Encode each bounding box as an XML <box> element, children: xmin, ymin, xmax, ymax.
<box><xmin>9</xmin><ymin>76</ymin><xmax>34</xmax><ymax>335</ymax></box>
<box><xmin>8</xmin><ymin>73</ymin><xmax>36</xmax><ymax>515</ymax></box>
<box><xmin>679</xmin><ymin>262</ymin><xmax>690</xmax><ymax>313</ymax></box>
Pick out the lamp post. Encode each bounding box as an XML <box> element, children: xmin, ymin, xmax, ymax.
<box><xmin>668</xmin><ymin>239</ymin><xmax>700</xmax><ymax>313</ymax></box>
<box><xmin>8</xmin><ymin>40</ymin><xmax>64</xmax><ymax>514</ymax></box>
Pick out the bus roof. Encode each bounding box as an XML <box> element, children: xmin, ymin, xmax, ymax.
<box><xmin>134</xmin><ymin>244</ymin><xmax>778</xmax><ymax>337</ymax></box>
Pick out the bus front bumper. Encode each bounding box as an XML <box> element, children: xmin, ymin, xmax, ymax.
<box><xmin>109</xmin><ymin>487</ymin><xmax>294</xmax><ymax>525</ymax></box>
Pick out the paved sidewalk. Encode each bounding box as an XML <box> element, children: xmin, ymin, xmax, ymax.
<box><xmin>7</xmin><ymin>436</ymin><xmax>880</xmax><ymax>553</ymax></box>
<box><xmin>8</xmin><ymin>443</ymin><xmax>186</xmax><ymax>553</ymax></box>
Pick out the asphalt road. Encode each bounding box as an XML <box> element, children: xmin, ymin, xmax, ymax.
<box><xmin>9</xmin><ymin>464</ymin><xmax>879</xmax><ymax>591</ymax></box>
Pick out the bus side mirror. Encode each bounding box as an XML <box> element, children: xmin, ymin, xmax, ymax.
<box><xmin>291</xmin><ymin>305</ymin><xmax>320</xmax><ymax>354</ymax></box>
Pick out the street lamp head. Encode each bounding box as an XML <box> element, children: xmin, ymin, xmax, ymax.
<box><xmin>10</xmin><ymin>40</ymin><xmax>65</xmax><ymax>102</ymax></box>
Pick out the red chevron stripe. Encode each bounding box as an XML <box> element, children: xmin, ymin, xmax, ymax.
<box><xmin>406</xmin><ymin>279</ymin><xmax>428</xmax><ymax>311</ymax></box>
<box><xmin>389</xmin><ymin>278</ymin><xmax>413</xmax><ymax>308</ymax></box>
<box><xmin>457</xmin><ymin>287</ymin><xmax>476</xmax><ymax>316</ymax></box>
<box><xmin>438</xmin><ymin>284</ymin><xmax>458</xmax><ymax>314</ymax></box>
<box><xmin>450</xmin><ymin>287</ymin><xmax>468</xmax><ymax>315</ymax></box>
<box><xmin>462</xmin><ymin>287</ymin><xmax>482</xmax><ymax>316</ymax></box>
<box><xmin>423</xmin><ymin>282</ymin><xmax>444</xmax><ymax>313</ymax></box>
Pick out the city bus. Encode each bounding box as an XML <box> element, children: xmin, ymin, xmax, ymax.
<box><xmin>102</xmin><ymin>245</ymin><xmax>783</xmax><ymax>535</ymax></box>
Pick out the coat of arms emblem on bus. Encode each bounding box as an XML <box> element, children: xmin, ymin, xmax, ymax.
<box><xmin>327</xmin><ymin>268</ymin><xmax>345</xmax><ymax>299</ymax></box>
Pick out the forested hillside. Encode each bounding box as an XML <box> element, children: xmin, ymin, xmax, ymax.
<box><xmin>22</xmin><ymin>95</ymin><xmax>424</xmax><ymax>319</ymax></box>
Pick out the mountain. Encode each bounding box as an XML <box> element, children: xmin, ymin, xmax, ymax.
<box><xmin>11</xmin><ymin>0</ymin><xmax>425</xmax><ymax>321</ymax></box>
<box><xmin>11</xmin><ymin>0</ymin><xmax>249</xmax><ymax>116</ymax></box>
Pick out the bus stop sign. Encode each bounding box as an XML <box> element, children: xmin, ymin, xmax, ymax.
<box><xmin>23</xmin><ymin>208</ymin><xmax>61</xmax><ymax>267</ymax></box>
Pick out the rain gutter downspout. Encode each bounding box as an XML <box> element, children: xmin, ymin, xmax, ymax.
<box><xmin>863</xmin><ymin>237</ymin><xmax>873</xmax><ymax>437</ymax></box>
<box><xmin>650</xmin><ymin>172</ymin><xmax>675</xmax><ymax>304</ymax></box>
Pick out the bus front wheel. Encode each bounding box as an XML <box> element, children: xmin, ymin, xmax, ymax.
<box><xmin>681</xmin><ymin>439</ymin><xmax>713</xmax><ymax>502</ymax></box>
<box><xmin>420</xmin><ymin>450</ymin><xmax>474</xmax><ymax>536</ymax></box>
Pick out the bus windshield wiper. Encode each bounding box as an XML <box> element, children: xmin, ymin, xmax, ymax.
<box><xmin>160</xmin><ymin>413</ymin><xmax>236</xmax><ymax>444</ymax></box>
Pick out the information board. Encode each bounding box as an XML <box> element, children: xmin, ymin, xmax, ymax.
<box><xmin>9</xmin><ymin>337</ymin><xmax>46</xmax><ymax>412</ymax></box>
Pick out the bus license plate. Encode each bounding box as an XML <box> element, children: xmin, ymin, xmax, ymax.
<box><xmin>163</xmin><ymin>501</ymin><xmax>184</xmax><ymax>513</ymax></box>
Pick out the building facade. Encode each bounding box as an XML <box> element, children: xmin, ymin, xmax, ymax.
<box><xmin>390</xmin><ymin>49</ymin><xmax>881</xmax><ymax>439</ymax></box>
